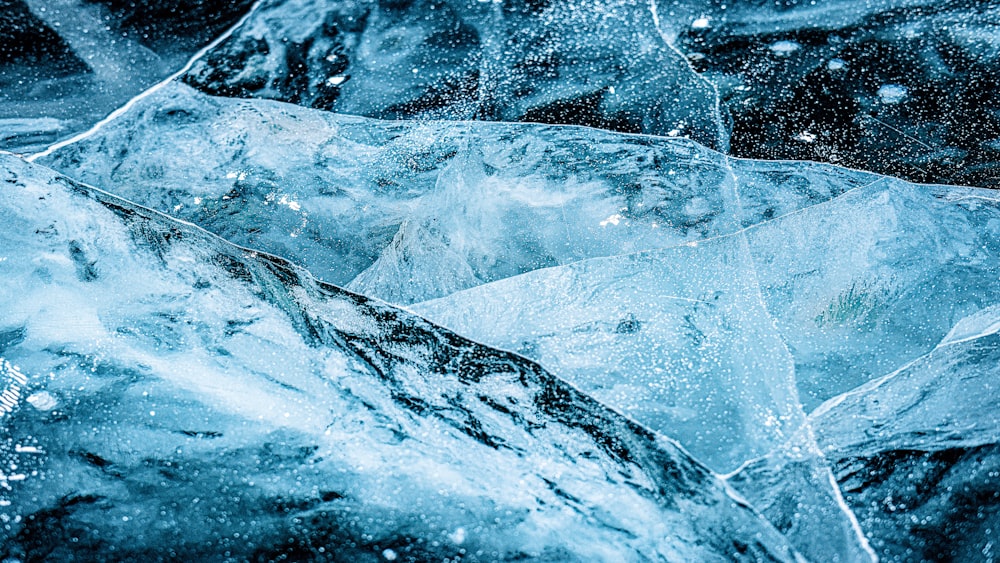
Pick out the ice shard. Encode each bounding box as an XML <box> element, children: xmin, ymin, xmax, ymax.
<box><xmin>0</xmin><ymin>153</ymin><xmax>801</xmax><ymax>560</ymax></box>
<box><xmin>745</xmin><ymin>178</ymin><xmax>1000</xmax><ymax>407</ymax></box>
<box><xmin>411</xmin><ymin>237</ymin><xmax>802</xmax><ymax>472</ymax></box>
<box><xmin>41</xmin><ymin>82</ymin><xmax>877</xmax><ymax>305</ymax></box>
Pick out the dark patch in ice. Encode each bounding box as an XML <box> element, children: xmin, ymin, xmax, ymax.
<box><xmin>835</xmin><ymin>444</ymin><xmax>1000</xmax><ymax>562</ymax></box>
<box><xmin>86</xmin><ymin>0</ymin><xmax>256</xmax><ymax>53</ymax></box>
<box><xmin>0</xmin><ymin>0</ymin><xmax>87</xmax><ymax>74</ymax></box>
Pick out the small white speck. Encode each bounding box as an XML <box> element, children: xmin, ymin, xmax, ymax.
<box><xmin>26</xmin><ymin>391</ymin><xmax>57</xmax><ymax>411</ymax></box>
<box><xmin>877</xmin><ymin>84</ymin><xmax>908</xmax><ymax>104</ymax></box>
<box><xmin>600</xmin><ymin>214</ymin><xmax>624</xmax><ymax>227</ymax></box>
<box><xmin>382</xmin><ymin>549</ymin><xmax>398</xmax><ymax>561</ymax></box>
<box><xmin>692</xmin><ymin>17</ymin><xmax>711</xmax><ymax>29</ymax></box>
<box><xmin>827</xmin><ymin>58</ymin><xmax>847</xmax><ymax>71</ymax></box>
<box><xmin>794</xmin><ymin>131</ymin><xmax>817</xmax><ymax>143</ymax></box>
<box><xmin>326</xmin><ymin>76</ymin><xmax>347</xmax><ymax>86</ymax></box>
<box><xmin>769</xmin><ymin>40</ymin><xmax>801</xmax><ymax>56</ymax></box>
<box><xmin>277</xmin><ymin>195</ymin><xmax>302</xmax><ymax>211</ymax></box>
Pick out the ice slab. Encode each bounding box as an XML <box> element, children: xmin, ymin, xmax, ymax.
<box><xmin>41</xmin><ymin>82</ymin><xmax>877</xmax><ymax>305</ymax></box>
<box><xmin>0</xmin><ymin>153</ymin><xmax>800</xmax><ymax>561</ymax></box>
<box><xmin>181</xmin><ymin>0</ymin><xmax>724</xmax><ymax>147</ymax></box>
<box><xmin>809</xmin><ymin>305</ymin><xmax>1000</xmax><ymax>560</ymax></box>
<box><xmin>412</xmin><ymin>236</ymin><xmax>802</xmax><ymax>473</ymax></box>
<box><xmin>166</xmin><ymin>0</ymin><xmax>1000</xmax><ymax>186</ymax></box>
<box><xmin>747</xmin><ymin>179</ymin><xmax>1000</xmax><ymax>407</ymax></box>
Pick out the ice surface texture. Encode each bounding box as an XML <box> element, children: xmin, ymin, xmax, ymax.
<box><xmin>675</xmin><ymin>0</ymin><xmax>1000</xmax><ymax>186</ymax></box>
<box><xmin>6</xmin><ymin>0</ymin><xmax>1000</xmax><ymax>560</ymax></box>
<box><xmin>43</xmin><ymin>82</ymin><xmax>1000</xmax><ymax>561</ymax></box>
<box><xmin>0</xmin><ymin>154</ymin><xmax>800</xmax><ymax>561</ymax></box>
<box><xmin>182</xmin><ymin>0</ymin><xmax>725</xmax><ymax>148</ymax></box>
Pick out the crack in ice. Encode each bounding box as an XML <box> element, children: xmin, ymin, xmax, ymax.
<box><xmin>648</xmin><ymin>0</ymin><xmax>729</xmax><ymax>152</ymax></box>
<box><xmin>725</xmin><ymin>157</ymin><xmax>879</xmax><ymax>561</ymax></box>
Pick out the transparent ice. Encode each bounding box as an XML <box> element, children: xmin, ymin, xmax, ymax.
<box><xmin>0</xmin><ymin>154</ymin><xmax>799</xmax><ymax>561</ymax></box>
<box><xmin>3</xmin><ymin>0</ymin><xmax>1000</xmax><ymax>560</ymax></box>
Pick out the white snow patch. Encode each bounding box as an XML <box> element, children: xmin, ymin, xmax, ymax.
<box><xmin>26</xmin><ymin>391</ymin><xmax>58</xmax><ymax>411</ymax></box>
<box><xmin>600</xmin><ymin>214</ymin><xmax>623</xmax><ymax>227</ymax></box>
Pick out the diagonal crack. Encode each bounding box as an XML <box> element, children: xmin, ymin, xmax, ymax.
<box><xmin>724</xmin><ymin>149</ymin><xmax>879</xmax><ymax>560</ymax></box>
<box><xmin>647</xmin><ymin>0</ymin><xmax>730</xmax><ymax>152</ymax></box>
